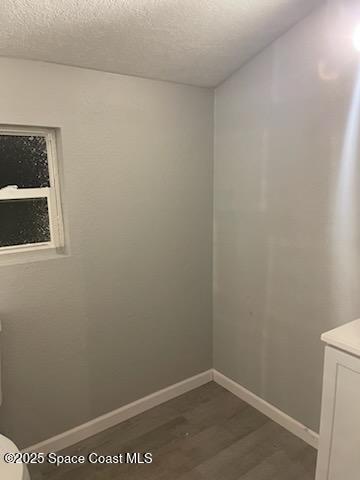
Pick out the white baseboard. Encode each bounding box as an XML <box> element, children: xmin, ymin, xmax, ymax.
<box><xmin>213</xmin><ymin>370</ymin><xmax>319</xmax><ymax>449</ymax></box>
<box><xmin>23</xmin><ymin>369</ymin><xmax>213</xmax><ymax>454</ymax></box>
<box><xmin>24</xmin><ymin>369</ymin><xmax>319</xmax><ymax>454</ymax></box>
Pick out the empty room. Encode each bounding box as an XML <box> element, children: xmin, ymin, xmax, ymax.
<box><xmin>1</xmin><ymin>0</ymin><xmax>360</xmax><ymax>479</ymax></box>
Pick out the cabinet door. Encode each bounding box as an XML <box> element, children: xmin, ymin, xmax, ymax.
<box><xmin>316</xmin><ymin>346</ymin><xmax>360</xmax><ymax>480</ymax></box>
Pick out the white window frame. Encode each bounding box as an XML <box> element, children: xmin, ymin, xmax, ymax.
<box><xmin>0</xmin><ymin>126</ymin><xmax>64</xmax><ymax>255</ymax></box>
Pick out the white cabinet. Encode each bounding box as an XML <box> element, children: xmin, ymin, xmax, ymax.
<box><xmin>316</xmin><ymin>320</ymin><xmax>360</xmax><ymax>480</ymax></box>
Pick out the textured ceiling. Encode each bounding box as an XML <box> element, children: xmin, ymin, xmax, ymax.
<box><xmin>0</xmin><ymin>0</ymin><xmax>323</xmax><ymax>87</ymax></box>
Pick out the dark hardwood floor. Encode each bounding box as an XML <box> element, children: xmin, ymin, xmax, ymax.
<box><xmin>29</xmin><ymin>382</ymin><xmax>317</xmax><ymax>479</ymax></box>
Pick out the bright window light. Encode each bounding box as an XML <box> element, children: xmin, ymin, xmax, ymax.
<box><xmin>353</xmin><ymin>25</ymin><xmax>360</xmax><ymax>52</ymax></box>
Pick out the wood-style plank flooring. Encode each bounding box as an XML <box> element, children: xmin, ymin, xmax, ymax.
<box><xmin>29</xmin><ymin>382</ymin><xmax>317</xmax><ymax>479</ymax></box>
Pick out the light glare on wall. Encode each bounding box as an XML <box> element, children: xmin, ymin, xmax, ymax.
<box><xmin>353</xmin><ymin>25</ymin><xmax>360</xmax><ymax>52</ymax></box>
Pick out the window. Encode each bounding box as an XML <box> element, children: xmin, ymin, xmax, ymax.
<box><xmin>0</xmin><ymin>126</ymin><xmax>64</xmax><ymax>257</ymax></box>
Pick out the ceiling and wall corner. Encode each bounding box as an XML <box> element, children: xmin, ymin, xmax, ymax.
<box><xmin>0</xmin><ymin>0</ymin><xmax>323</xmax><ymax>87</ymax></box>
<box><xmin>0</xmin><ymin>0</ymin><xmax>334</xmax><ymax>448</ymax></box>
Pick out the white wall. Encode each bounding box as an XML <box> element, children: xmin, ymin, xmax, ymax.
<box><xmin>0</xmin><ymin>58</ymin><xmax>214</xmax><ymax>448</ymax></box>
<box><xmin>214</xmin><ymin>0</ymin><xmax>360</xmax><ymax>432</ymax></box>
<box><xmin>2</xmin><ymin>0</ymin><xmax>359</xmax><ymax>447</ymax></box>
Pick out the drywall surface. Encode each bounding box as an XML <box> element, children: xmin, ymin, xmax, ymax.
<box><xmin>0</xmin><ymin>58</ymin><xmax>213</xmax><ymax>448</ymax></box>
<box><xmin>214</xmin><ymin>0</ymin><xmax>360</xmax><ymax>432</ymax></box>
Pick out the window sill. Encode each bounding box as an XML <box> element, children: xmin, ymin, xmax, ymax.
<box><xmin>0</xmin><ymin>246</ymin><xmax>68</xmax><ymax>267</ymax></box>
